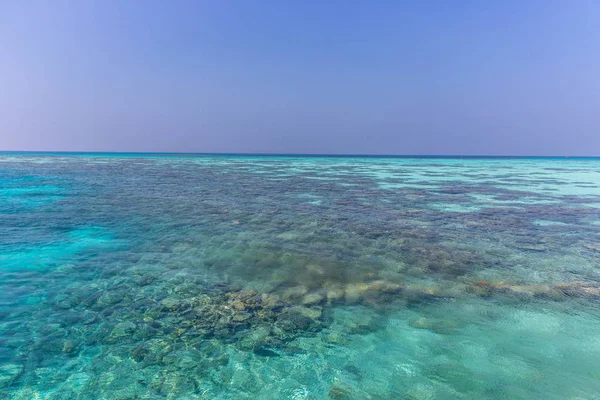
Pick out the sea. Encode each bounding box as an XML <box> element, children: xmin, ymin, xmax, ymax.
<box><xmin>1</xmin><ymin>153</ymin><xmax>600</xmax><ymax>399</ymax></box>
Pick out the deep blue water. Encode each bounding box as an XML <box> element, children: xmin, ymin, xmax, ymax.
<box><xmin>1</xmin><ymin>154</ymin><xmax>600</xmax><ymax>399</ymax></box>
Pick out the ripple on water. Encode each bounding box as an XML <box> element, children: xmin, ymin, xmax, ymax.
<box><xmin>2</xmin><ymin>155</ymin><xmax>600</xmax><ymax>398</ymax></box>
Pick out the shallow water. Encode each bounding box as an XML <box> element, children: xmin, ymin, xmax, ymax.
<box><xmin>1</xmin><ymin>154</ymin><xmax>600</xmax><ymax>399</ymax></box>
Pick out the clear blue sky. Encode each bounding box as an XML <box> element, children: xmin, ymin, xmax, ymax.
<box><xmin>1</xmin><ymin>0</ymin><xmax>599</xmax><ymax>155</ymax></box>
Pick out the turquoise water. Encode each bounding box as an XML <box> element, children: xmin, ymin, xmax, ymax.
<box><xmin>1</xmin><ymin>154</ymin><xmax>600</xmax><ymax>399</ymax></box>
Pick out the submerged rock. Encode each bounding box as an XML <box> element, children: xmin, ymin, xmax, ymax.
<box><xmin>134</xmin><ymin>274</ymin><xmax>157</xmax><ymax>287</ymax></box>
<box><xmin>325</xmin><ymin>286</ymin><xmax>345</xmax><ymax>302</ymax></box>
<box><xmin>62</xmin><ymin>339</ymin><xmax>79</xmax><ymax>354</ymax></box>
<box><xmin>110</xmin><ymin>321</ymin><xmax>137</xmax><ymax>339</ymax></box>
<box><xmin>96</xmin><ymin>290</ymin><xmax>125</xmax><ymax>308</ymax></box>
<box><xmin>470</xmin><ymin>279</ymin><xmax>600</xmax><ymax>300</ymax></box>
<box><xmin>232</xmin><ymin>312</ymin><xmax>252</xmax><ymax>322</ymax></box>
<box><xmin>409</xmin><ymin>317</ymin><xmax>459</xmax><ymax>334</ymax></box>
<box><xmin>230</xmin><ymin>300</ymin><xmax>246</xmax><ymax>311</ymax></box>
<box><xmin>282</xmin><ymin>285</ymin><xmax>309</xmax><ymax>300</ymax></box>
<box><xmin>323</xmin><ymin>331</ymin><xmax>348</xmax><ymax>345</ymax></box>
<box><xmin>328</xmin><ymin>382</ymin><xmax>353</xmax><ymax>399</ymax></box>
<box><xmin>238</xmin><ymin>326</ymin><xmax>271</xmax><ymax>350</ymax></box>
<box><xmin>276</xmin><ymin>309</ymin><xmax>320</xmax><ymax>333</ymax></box>
<box><xmin>291</xmin><ymin>306</ymin><xmax>322</xmax><ymax>319</ymax></box>
<box><xmin>301</xmin><ymin>292</ymin><xmax>324</xmax><ymax>306</ymax></box>
<box><xmin>555</xmin><ymin>281</ymin><xmax>600</xmax><ymax>298</ymax></box>
<box><xmin>344</xmin><ymin>283</ymin><xmax>370</xmax><ymax>303</ymax></box>
<box><xmin>161</xmin><ymin>297</ymin><xmax>183</xmax><ymax>311</ymax></box>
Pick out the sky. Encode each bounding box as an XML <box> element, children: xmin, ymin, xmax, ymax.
<box><xmin>1</xmin><ymin>0</ymin><xmax>599</xmax><ymax>155</ymax></box>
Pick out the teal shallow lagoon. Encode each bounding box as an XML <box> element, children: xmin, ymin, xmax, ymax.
<box><xmin>1</xmin><ymin>154</ymin><xmax>600</xmax><ymax>399</ymax></box>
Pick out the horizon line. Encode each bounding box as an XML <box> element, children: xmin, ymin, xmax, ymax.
<box><xmin>0</xmin><ymin>150</ymin><xmax>599</xmax><ymax>159</ymax></box>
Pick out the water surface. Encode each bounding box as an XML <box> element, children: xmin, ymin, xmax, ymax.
<box><xmin>1</xmin><ymin>154</ymin><xmax>600</xmax><ymax>399</ymax></box>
